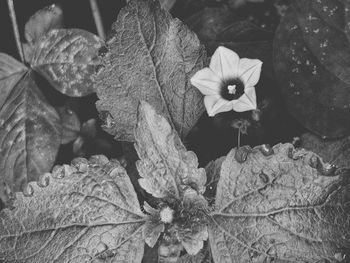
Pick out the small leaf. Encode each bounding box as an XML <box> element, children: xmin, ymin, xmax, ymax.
<box><xmin>0</xmin><ymin>53</ymin><xmax>61</xmax><ymax>203</ymax></box>
<box><xmin>209</xmin><ymin>143</ymin><xmax>350</xmax><ymax>262</ymax></box>
<box><xmin>135</xmin><ymin>101</ymin><xmax>207</xmax><ymax>199</ymax></box>
<box><xmin>301</xmin><ymin>133</ymin><xmax>350</xmax><ymax>168</ymax></box>
<box><xmin>95</xmin><ymin>0</ymin><xmax>207</xmax><ymax>141</ymax></box>
<box><xmin>57</xmin><ymin>105</ymin><xmax>81</xmax><ymax>144</ymax></box>
<box><xmin>25</xmin><ymin>4</ymin><xmax>63</xmax><ymax>45</ymax></box>
<box><xmin>0</xmin><ymin>157</ymin><xmax>146</xmax><ymax>262</ymax></box>
<box><xmin>273</xmin><ymin>1</ymin><xmax>350</xmax><ymax>138</ymax></box>
<box><xmin>31</xmin><ymin>29</ymin><xmax>104</xmax><ymax>97</ymax></box>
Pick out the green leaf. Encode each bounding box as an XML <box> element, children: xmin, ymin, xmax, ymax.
<box><xmin>24</xmin><ymin>4</ymin><xmax>63</xmax><ymax>45</ymax></box>
<box><xmin>135</xmin><ymin>101</ymin><xmax>207</xmax><ymax>199</ymax></box>
<box><xmin>273</xmin><ymin>1</ymin><xmax>350</xmax><ymax>138</ymax></box>
<box><xmin>301</xmin><ymin>133</ymin><xmax>350</xmax><ymax>168</ymax></box>
<box><xmin>95</xmin><ymin>0</ymin><xmax>207</xmax><ymax>142</ymax></box>
<box><xmin>31</xmin><ymin>29</ymin><xmax>104</xmax><ymax>97</ymax></box>
<box><xmin>0</xmin><ymin>53</ymin><xmax>61</xmax><ymax>203</ymax></box>
<box><xmin>0</xmin><ymin>156</ymin><xmax>146</xmax><ymax>263</ymax></box>
<box><xmin>209</xmin><ymin>143</ymin><xmax>350</xmax><ymax>262</ymax></box>
<box><xmin>57</xmin><ymin>105</ymin><xmax>81</xmax><ymax>144</ymax></box>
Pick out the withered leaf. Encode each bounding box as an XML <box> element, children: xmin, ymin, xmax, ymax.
<box><xmin>0</xmin><ymin>157</ymin><xmax>146</xmax><ymax>262</ymax></box>
<box><xmin>95</xmin><ymin>0</ymin><xmax>207</xmax><ymax>141</ymax></box>
<box><xmin>209</xmin><ymin>143</ymin><xmax>350</xmax><ymax>262</ymax></box>
<box><xmin>135</xmin><ymin>101</ymin><xmax>206</xmax><ymax>199</ymax></box>
<box><xmin>0</xmin><ymin>53</ymin><xmax>61</xmax><ymax>203</ymax></box>
<box><xmin>31</xmin><ymin>29</ymin><xmax>104</xmax><ymax>97</ymax></box>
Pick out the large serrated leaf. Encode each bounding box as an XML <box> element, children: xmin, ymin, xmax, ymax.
<box><xmin>24</xmin><ymin>4</ymin><xmax>63</xmax><ymax>45</ymax></box>
<box><xmin>135</xmin><ymin>101</ymin><xmax>206</xmax><ymax>199</ymax></box>
<box><xmin>273</xmin><ymin>1</ymin><xmax>350</xmax><ymax>138</ymax></box>
<box><xmin>95</xmin><ymin>0</ymin><xmax>207</xmax><ymax>142</ymax></box>
<box><xmin>0</xmin><ymin>157</ymin><xmax>146</xmax><ymax>263</ymax></box>
<box><xmin>209</xmin><ymin>144</ymin><xmax>350</xmax><ymax>263</ymax></box>
<box><xmin>31</xmin><ymin>29</ymin><xmax>103</xmax><ymax>97</ymax></box>
<box><xmin>0</xmin><ymin>53</ymin><xmax>61</xmax><ymax>203</ymax></box>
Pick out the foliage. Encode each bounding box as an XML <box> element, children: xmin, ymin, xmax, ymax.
<box><xmin>0</xmin><ymin>4</ymin><xmax>103</xmax><ymax>204</ymax></box>
<box><xmin>94</xmin><ymin>0</ymin><xmax>207</xmax><ymax>142</ymax></box>
<box><xmin>0</xmin><ymin>102</ymin><xmax>349</xmax><ymax>263</ymax></box>
<box><xmin>0</xmin><ymin>0</ymin><xmax>349</xmax><ymax>262</ymax></box>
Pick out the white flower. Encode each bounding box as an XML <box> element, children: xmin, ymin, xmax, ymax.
<box><xmin>191</xmin><ymin>46</ymin><xmax>262</xmax><ymax>117</ymax></box>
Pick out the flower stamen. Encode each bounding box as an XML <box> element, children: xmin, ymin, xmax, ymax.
<box><xmin>228</xmin><ymin>85</ymin><xmax>236</xmax><ymax>95</ymax></box>
<box><xmin>221</xmin><ymin>78</ymin><xmax>245</xmax><ymax>101</ymax></box>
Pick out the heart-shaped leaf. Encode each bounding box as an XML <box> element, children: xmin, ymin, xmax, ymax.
<box><xmin>95</xmin><ymin>0</ymin><xmax>207</xmax><ymax>141</ymax></box>
<box><xmin>31</xmin><ymin>29</ymin><xmax>104</xmax><ymax>97</ymax></box>
<box><xmin>209</xmin><ymin>144</ymin><xmax>350</xmax><ymax>262</ymax></box>
<box><xmin>24</xmin><ymin>4</ymin><xmax>63</xmax><ymax>45</ymax></box>
<box><xmin>0</xmin><ymin>156</ymin><xmax>146</xmax><ymax>262</ymax></box>
<box><xmin>135</xmin><ymin>101</ymin><xmax>207</xmax><ymax>199</ymax></box>
<box><xmin>273</xmin><ymin>1</ymin><xmax>350</xmax><ymax>138</ymax></box>
<box><xmin>0</xmin><ymin>53</ymin><xmax>61</xmax><ymax>203</ymax></box>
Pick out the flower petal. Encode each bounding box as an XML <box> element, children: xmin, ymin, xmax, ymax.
<box><xmin>204</xmin><ymin>95</ymin><xmax>233</xmax><ymax>117</ymax></box>
<box><xmin>190</xmin><ymin>68</ymin><xmax>221</xmax><ymax>95</ymax></box>
<box><xmin>209</xmin><ymin>46</ymin><xmax>240</xmax><ymax>80</ymax></box>
<box><xmin>232</xmin><ymin>87</ymin><xmax>257</xmax><ymax>112</ymax></box>
<box><xmin>239</xmin><ymin>58</ymin><xmax>263</xmax><ymax>87</ymax></box>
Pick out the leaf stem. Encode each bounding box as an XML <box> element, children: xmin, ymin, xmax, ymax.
<box><xmin>89</xmin><ymin>0</ymin><xmax>105</xmax><ymax>40</ymax></box>
<box><xmin>7</xmin><ymin>0</ymin><xmax>25</xmax><ymax>63</ymax></box>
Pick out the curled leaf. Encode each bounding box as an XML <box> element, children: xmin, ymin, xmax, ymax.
<box><xmin>0</xmin><ymin>157</ymin><xmax>146</xmax><ymax>262</ymax></box>
<box><xmin>0</xmin><ymin>53</ymin><xmax>61</xmax><ymax>203</ymax></box>
<box><xmin>95</xmin><ymin>0</ymin><xmax>207</xmax><ymax>141</ymax></box>
<box><xmin>31</xmin><ymin>29</ymin><xmax>104</xmax><ymax>97</ymax></box>
<box><xmin>209</xmin><ymin>143</ymin><xmax>350</xmax><ymax>262</ymax></box>
<box><xmin>24</xmin><ymin>4</ymin><xmax>63</xmax><ymax>45</ymax></box>
<box><xmin>135</xmin><ymin>101</ymin><xmax>207</xmax><ymax>199</ymax></box>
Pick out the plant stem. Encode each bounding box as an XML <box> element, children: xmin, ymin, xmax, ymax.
<box><xmin>89</xmin><ymin>0</ymin><xmax>106</xmax><ymax>40</ymax></box>
<box><xmin>7</xmin><ymin>0</ymin><xmax>24</xmax><ymax>63</ymax></box>
<box><xmin>237</xmin><ymin>128</ymin><xmax>241</xmax><ymax>148</ymax></box>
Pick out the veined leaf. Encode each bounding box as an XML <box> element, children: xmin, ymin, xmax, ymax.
<box><xmin>273</xmin><ymin>1</ymin><xmax>350</xmax><ymax>138</ymax></box>
<box><xmin>209</xmin><ymin>143</ymin><xmax>350</xmax><ymax>262</ymax></box>
<box><xmin>25</xmin><ymin>4</ymin><xmax>63</xmax><ymax>45</ymax></box>
<box><xmin>31</xmin><ymin>29</ymin><xmax>104</xmax><ymax>97</ymax></box>
<box><xmin>0</xmin><ymin>157</ymin><xmax>146</xmax><ymax>263</ymax></box>
<box><xmin>135</xmin><ymin>101</ymin><xmax>206</xmax><ymax>199</ymax></box>
<box><xmin>0</xmin><ymin>53</ymin><xmax>61</xmax><ymax>203</ymax></box>
<box><xmin>95</xmin><ymin>0</ymin><xmax>207</xmax><ymax>141</ymax></box>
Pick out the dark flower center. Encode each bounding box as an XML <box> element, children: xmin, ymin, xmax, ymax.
<box><xmin>220</xmin><ymin>78</ymin><xmax>245</xmax><ymax>101</ymax></box>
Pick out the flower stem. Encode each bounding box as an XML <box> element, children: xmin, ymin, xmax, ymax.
<box><xmin>7</xmin><ymin>0</ymin><xmax>24</xmax><ymax>63</ymax></box>
<box><xmin>89</xmin><ymin>0</ymin><xmax>105</xmax><ymax>40</ymax></box>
